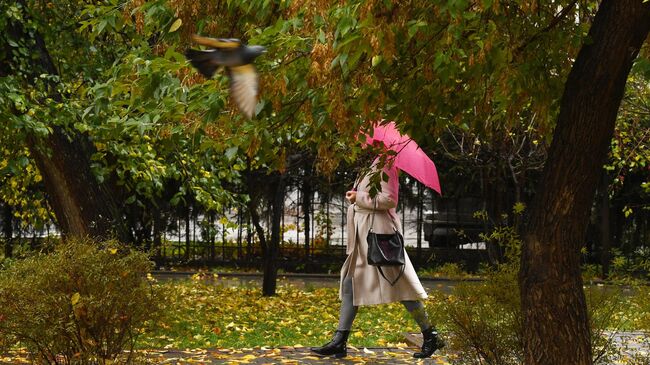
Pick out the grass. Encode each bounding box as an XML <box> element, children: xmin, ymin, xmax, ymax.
<box><xmin>137</xmin><ymin>275</ymin><xmax>650</xmax><ymax>353</ymax></box>
<box><xmin>139</xmin><ymin>277</ymin><xmax>450</xmax><ymax>350</ymax></box>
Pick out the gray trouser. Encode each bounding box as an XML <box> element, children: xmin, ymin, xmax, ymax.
<box><xmin>337</xmin><ymin>275</ymin><xmax>432</xmax><ymax>331</ymax></box>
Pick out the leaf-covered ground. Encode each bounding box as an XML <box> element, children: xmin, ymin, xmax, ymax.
<box><xmin>142</xmin><ymin>275</ymin><xmax>449</xmax><ymax>350</ymax></box>
<box><xmin>143</xmin><ymin>347</ymin><xmax>451</xmax><ymax>364</ymax></box>
<box><xmin>1</xmin><ymin>347</ymin><xmax>451</xmax><ymax>364</ymax></box>
<box><xmin>2</xmin><ymin>276</ymin><xmax>648</xmax><ymax>364</ymax></box>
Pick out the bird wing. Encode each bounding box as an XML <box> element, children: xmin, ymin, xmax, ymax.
<box><xmin>185</xmin><ymin>49</ymin><xmax>221</xmax><ymax>78</ymax></box>
<box><xmin>192</xmin><ymin>35</ymin><xmax>241</xmax><ymax>49</ymax></box>
<box><xmin>228</xmin><ymin>64</ymin><xmax>259</xmax><ymax>119</ymax></box>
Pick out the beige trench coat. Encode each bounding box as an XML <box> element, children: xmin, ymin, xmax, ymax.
<box><xmin>339</xmin><ymin>162</ymin><xmax>428</xmax><ymax>306</ymax></box>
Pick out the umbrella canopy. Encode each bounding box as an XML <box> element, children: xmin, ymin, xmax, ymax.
<box><xmin>364</xmin><ymin>121</ymin><xmax>441</xmax><ymax>195</ymax></box>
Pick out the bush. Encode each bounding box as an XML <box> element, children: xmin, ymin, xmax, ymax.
<box><xmin>418</xmin><ymin>263</ymin><xmax>472</xmax><ymax>280</ymax></box>
<box><xmin>608</xmin><ymin>248</ymin><xmax>650</xmax><ymax>281</ymax></box>
<box><xmin>445</xmin><ymin>265</ymin><xmax>523</xmax><ymax>365</ymax></box>
<box><xmin>444</xmin><ymin>263</ymin><xmax>644</xmax><ymax>365</ymax></box>
<box><xmin>586</xmin><ymin>285</ymin><xmax>628</xmax><ymax>364</ymax></box>
<box><xmin>442</xmin><ymin>207</ymin><xmax>642</xmax><ymax>365</ymax></box>
<box><xmin>0</xmin><ymin>238</ymin><xmax>161</xmax><ymax>364</ymax></box>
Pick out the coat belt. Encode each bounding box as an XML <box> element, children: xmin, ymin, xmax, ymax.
<box><xmin>353</xmin><ymin>205</ymin><xmax>374</xmax><ymax>214</ymax></box>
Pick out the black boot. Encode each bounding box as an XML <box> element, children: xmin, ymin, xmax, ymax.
<box><xmin>413</xmin><ymin>327</ymin><xmax>444</xmax><ymax>358</ymax></box>
<box><xmin>311</xmin><ymin>330</ymin><xmax>350</xmax><ymax>358</ymax></box>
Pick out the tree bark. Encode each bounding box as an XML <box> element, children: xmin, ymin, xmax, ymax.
<box><xmin>519</xmin><ymin>2</ymin><xmax>650</xmax><ymax>365</ymax></box>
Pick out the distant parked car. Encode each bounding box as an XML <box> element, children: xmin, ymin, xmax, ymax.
<box><xmin>423</xmin><ymin>197</ymin><xmax>487</xmax><ymax>248</ymax></box>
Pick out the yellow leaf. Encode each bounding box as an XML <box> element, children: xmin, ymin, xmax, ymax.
<box><xmin>395</xmin><ymin>342</ymin><xmax>408</xmax><ymax>349</ymax></box>
<box><xmin>109</xmin><ymin>248</ymin><xmax>118</xmax><ymax>254</ymax></box>
<box><xmin>169</xmin><ymin>18</ymin><xmax>182</xmax><ymax>33</ymax></box>
<box><xmin>513</xmin><ymin>201</ymin><xmax>526</xmax><ymax>214</ymax></box>
<box><xmin>71</xmin><ymin>292</ymin><xmax>81</xmax><ymax>306</ymax></box>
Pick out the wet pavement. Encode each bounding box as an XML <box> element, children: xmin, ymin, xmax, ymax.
<box><xmin>145</xmin><ymin>346</ymin><xmax>450</xmax><ymax>364</ymax></box>
<box><xmin>151</xmin><ymin>271</ymin><xmax>482</xmax><ymax>294</ymax></box>
<box><xmin>0</xmin><ymin>346</ymin><xmax>450</xmax><ymax>364</ymax></box>
<box><xmin>2</xmin><ymin>332</ymin><xmax>647</xmax><ymax>364</ymax></box>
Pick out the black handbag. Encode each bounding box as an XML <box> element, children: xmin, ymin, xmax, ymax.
<box><xmin>366</xmin><ymin>200</ymin><xmax>405</xmax><ymax>286</ymax></box>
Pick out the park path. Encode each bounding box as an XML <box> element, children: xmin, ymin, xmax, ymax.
<box><xmin>144</xmin><ymin>346</ymin><xmax>449</xmax><ymax>364</ymax></box>
<box><xmin>1</xmin><ymin>332</ymin><xmax>647</xmax><ymax>364</ymax></box>
<box><xmin>1</xmin><ymin>346</ymin><xmax>449</xmax><ymax>364</ymax></box>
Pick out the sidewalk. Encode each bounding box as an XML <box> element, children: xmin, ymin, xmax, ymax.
<box><xmin>0</xmin><ymin>347</ymin><xmax>449</xmax><ymax>364</ymax></box>
<box><xmin>144</xmin><ymin>346</ymin><xmax>450</xmax><ymax>364</ymax></box>
<box><xmin>1</xmin><ymin>332</ymin><xmax>646</xmax><ymax>364</ymax></box>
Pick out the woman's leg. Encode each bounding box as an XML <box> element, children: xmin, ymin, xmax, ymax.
<box><xmin>338</xmin><ymin>275</ymin><xmax>358</xmax><ymax>330</ymax></box>
<box><xmin>401</xmin><ymin>300</ymin><xmax>431</xmax><ymax>331</ymax></box>
<box><xmin>401</xmin><ymin>300</ymin><xmax>444</xmax><ymax>358</ymax></box>
<box><xmin>311</xmin><ymin>275</ymin><xmax>356</xmax><ymax>357</ymax></box>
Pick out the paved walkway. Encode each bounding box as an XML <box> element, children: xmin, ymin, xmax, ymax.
<box><xmin>609</xmin><ymin>331</ymin><xmax>649</xmax><ymax>360</ymax></box>
<box><xmin>2</xmin><ymin>332</ymin><xmax>647</xmax><ymax>364</ymax></box>
<box><xmin>144</xmin><ymin>346</ymin><xmax>449</xmax><ymax>364</ymax></box>
<box><xmin>1</xmin><ymin>347</ymin><xmax>449</xmax><ymax>364</ymax></box>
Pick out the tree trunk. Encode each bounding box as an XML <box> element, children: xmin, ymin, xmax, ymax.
<box><xmin>599</xmin><ymin>174</ymin><xmax>612</xmax><ymax>277</ymax></box>
<box><xmin>185</xmin><ymin>204</ymin><xmax>191</xmax><ymax>260</ymax></box>
<box><xmin>10</xmin><ymin>0</ymin><xmax>128</xmax><ymax>241</ymax></box>
<box><xmin>302</xmin><ymin>174</ymin><xmax>312</xmax><ymax>257</ymax></box>
<box><xmin>245</xmin><ymin>169</ymin><xmax>285</xmax><ymax>296</ymax></box>
<box><xmin>152</xmin><ymin>207</ymin><xmax>163</xmax><ymax>258</ymax></box>
<box><xmin>519</xmin><ymin>2</ymin><xmax>650</xmax><ymax>365</ymax></box>
<box><xmin>28</xmin><ymin>131</ymin><xmax>127</xmax><ymax>240</ymax></box>
<box><xmin>2</xmin><ymin>203</ymin><xmax>13</xmax><ymax>259</ymax></box>
<box><xmin>262</xmin><ymin>173</ymin><xmax>286</xmax><ymax>296</ymax></box>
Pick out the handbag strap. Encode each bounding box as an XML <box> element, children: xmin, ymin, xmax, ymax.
<box><xmin>369</xmin><ymin>197</ymin><xmax>397</xmax><ymax>233</ymax></box>
<box><xmin>369</xmin><ymin>198</ymin><xmax>377</xmax><ymax>232</ymax></box>
<box><xmin>378</xmin><ymin>265</ymin><xmax>405</xmax><ymax>286</ymax></box>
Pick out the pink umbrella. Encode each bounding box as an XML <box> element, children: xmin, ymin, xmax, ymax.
<box><xmin>364</xmin><ymin>121</ymin><xmax>441</xmax><ymax>195</ymax></box>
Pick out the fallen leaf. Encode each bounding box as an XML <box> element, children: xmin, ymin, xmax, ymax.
<box><xmin>71</xmin><ymin>292</ymin><xmax>81</xmax><ymax>306</ymax></box>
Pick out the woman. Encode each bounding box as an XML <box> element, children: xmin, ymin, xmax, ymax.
<box><xmin>311</xmin><ymin>158</ymin><xmax>444</xmax><ymax>358</ymax></box>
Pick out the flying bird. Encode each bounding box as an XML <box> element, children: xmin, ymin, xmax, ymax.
<box><xmin>185</xmin><ymin>35</ymin><xmax>266</xmax><ymax>119</ymax></box>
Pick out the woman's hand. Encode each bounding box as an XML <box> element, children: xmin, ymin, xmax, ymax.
<box><xmin>345</xmin><ymin>190</ymin><xmax>357</xmax><ymax>204</ymax></box>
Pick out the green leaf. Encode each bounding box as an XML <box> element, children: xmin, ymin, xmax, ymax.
<box><xmin>371</xmin><ymin>55</ymin><xmax>382</xmax><ymax>68</ymax></box>
<box><xmin>168</xmin><ymin>18</ymin><xmax>182</xmax><ymax>33</ymax></box>
<box><xmin>225</xmin><ymin>147</ymin><xmax>238</xmax><ymax>161</ymax></box>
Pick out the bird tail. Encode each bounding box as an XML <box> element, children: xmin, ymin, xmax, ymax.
<box><xmin>185</xmin><ymin>49</ymin><xmax>219</xmax><ymax>78</ymax></box>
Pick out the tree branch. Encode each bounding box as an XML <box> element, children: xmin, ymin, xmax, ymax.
<box><xmin>515</xmin><ymin>0</ymin><xmax>579</xmax><ymax>55</ymax></box>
